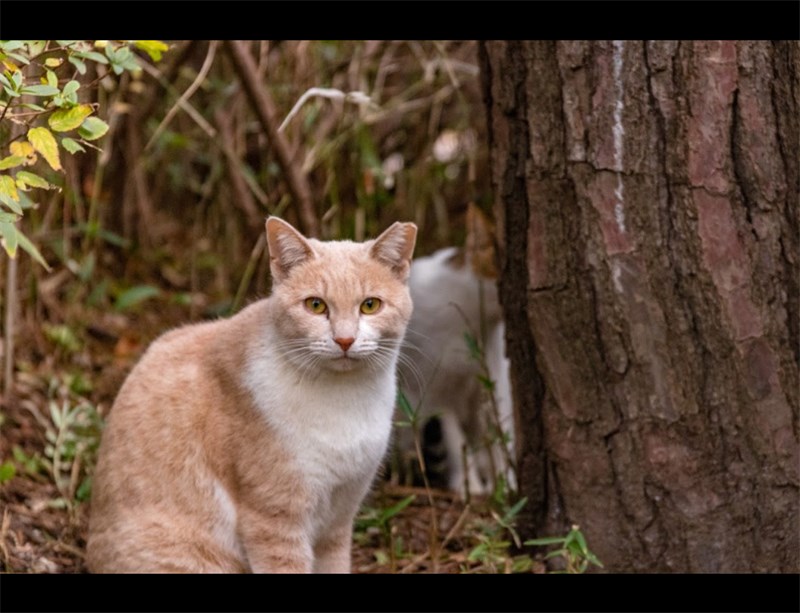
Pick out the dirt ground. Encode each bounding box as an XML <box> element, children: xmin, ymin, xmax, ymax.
<box><xmin>0</xmin><ymin>312</ymin><xmax>543</xmax><ymax>575</ymax></box>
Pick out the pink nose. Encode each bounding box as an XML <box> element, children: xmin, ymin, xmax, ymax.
<box><xmin>334</xmin><ymin>337</ymin><xmax>355</xmax><ymax>352</ymax></box>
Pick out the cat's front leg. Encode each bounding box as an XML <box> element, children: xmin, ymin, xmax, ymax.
<box><xmin>238</xmin><ymin>505</ymin><xmax>314</xmax><ymax>573</ymax></box>
<box><xmin>312</xmin><ymin>523</ymin><xmax>353</xmax><ymax>573</ymax></box>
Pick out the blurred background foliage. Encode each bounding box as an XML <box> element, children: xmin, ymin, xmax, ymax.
<box><xmin>1</xmin><ymin>39</ymin><xmax>490</xmax><ymax>400</ymax></box>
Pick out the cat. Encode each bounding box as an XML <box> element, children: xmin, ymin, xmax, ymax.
<box><xmin>86</xmin><ymin>216</ymin><xmax>417</xmax><ymax>573</ymax></box>
<box><xmin>398</xmin><ymin>204</ymin><xmax>515</xmax><ymax>497</ymax></box>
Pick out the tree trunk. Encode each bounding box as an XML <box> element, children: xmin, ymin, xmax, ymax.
<box><xmin>479</xmin><ymin>41</ymin><xmax>798</xmax><ymax>572</ymax></box>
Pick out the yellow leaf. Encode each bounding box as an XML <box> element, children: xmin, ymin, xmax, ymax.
<box><xmin>45</xmin><ymin>58</ymin><xmax>64</xmax><ymax>68</ymax></box>
<box><xmin>15</xmin><ymin>171</ymin><xmax>52</xmax><ymax>190</ymax></box>
<box><xmin>0</xmin><ymin>175</ymin><xmax>19</xmax><ymax>202</ymax></box>
<box><xmin>10</xmin><ymin>141</ymin><xmax>37</xmax><ymax>166</ymax></box>
<box><xmin>48</xmin><ymin>104</ymin><xmax>93</xmax><ymax>132</ymax></box>
<box><xmin>0</xmin><ymin>155</ymin><xmax>25</xmax><ymax>171</ymax></box>
<box><xmin>27</xmin><ymin>127</ymin><xmax>62</xmax><ymax>172</ymax></box>
<box><xmin>2</xmin><ymin>60</ymin><xmax>18</xmax><ymax>72</ymax></box>
<box><xmin>134</xmin><ymin>40</ymin><xmax>169</xmax><ymax>62</ymax></box>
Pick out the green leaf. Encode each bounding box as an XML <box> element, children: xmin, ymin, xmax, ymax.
<box><xmin>0</xmin><ymin>460</ymin><xmax>16</xmax><ymax>483</ymax></box>
<box><xmin>15</xmin><ymin>223</ymin><xmax>50</xmax><ymax>269</ymax></box>
<box><xmin>0</xmin><ymin>192</ymin><xmax>22</xmax><ymax>214</ymax></box>
<box><xmin>464</xmin><ymin>331</ymin><xmax>482</xmax><ymax>360</ymax></box>
<box><xmin>49</xmin><ymin>401</ymin><xmax>63</xmax><ymax>428</ymax></box>
<box><xmin>15</xmin><ymin>170</ymin><xmax>52</xmax><ymax>190</ymax></box>
<box><xmin>573</xmin><ymin>528</ymin><xmax>589</xmax><ymax>554</ymax></box>
<box><xmin>0</xmin><ymin>211</ymin><xmax>20</xmax><ymax>223</ymax></box>
<box><xmin>7</xmin><ymin>53</ymin><xmax>29</xmax><ymax>66</ymax></box>
<box><xmin>504</xmin><ymin>496</ymin><xmax>528</xmax><ymax>522</ymax></box>
<box><xmin>114</xmin><ymin>285</ymin><xmax>160</xmax><ymax>311</ymax></box>
<box><xmin>134</xmin><ymin>40</ymin><xmax>169</xmax><ymax>62</ymax></box>
<box><xmin>0</xmin><ymin>174</ymin><xmax>19</xmax><ymax>203</ymax></box>
<box><xmin>76</xmin><ymin>475</ymin><xmax>92</xmax><ymax>501</ymax></box>
<box><xmin>477</xmin><ymin>374</ymin><xmax>495</xmax><ymax>391</ymax></box>
<box><xmin>524</xmin><ymin>536</ymin><xmax>567</xmax><ymax>547</ymax></box>
<box><xmin>61</xmin><ymin>137</ymin><xmax>85</xmax><ymax>154</ymax></box>
<box><xmin>27</xmin><ymin>41</ymin><xmax>46</xmax><ymax>56</ymax></box>
<box><xmin>27</xmin><ymin>127</ymin><xmax>62</xmax><ymax>171</ymax></box>
<box><xmin>62</xmin><ymin>80</ymin><xmax>79</xmax><ymax>97</ymax></box>
<box><xmin>44</xmin><ymin>324</ymin><xmax>79</xmax><ymax>351</ymax></box>
<box><xmin>0</xmin><ymin>221</ymin><xmax>18</xmax><ymax>257</ymax></box>
<box><xmin>19</xmin><ymin>84</ymin><xmax>60</xmax><ymax>96</ymax></box>
<box><xmin>396</xmin><ymin>389</ymin><xmax>416</xmax><ymax>421</ymax></box>
<box><xmin>46</xmin><ymin>69</ymin><xmax>58</xmax><ymax>88</ymax></box>
<box><xmin>20</xmin><ymin>102</ymin><xmax>46</xmax><ymax>112</ymax></box>
<box><xmin>0</xmin><ymin>41</ymin><xmax>26</xmax><ymax>52</ymax></box>
<box><xmin>544</xmin><ymin>548</ymin><xmax>567</xmax><ymax>560</ymax></box>
<box><xmin>77</xmin><ymin>117</ymin><xmax>108</xmax><ymax>141</ymax></box>
<box><xmin>585</xmin><ymin>551</ymin><xmax>603</xmax><ymax>567</ymax></box>
<box><xmin>48</xmin><ymin>104</ymin><xmax>93</xmax><ymax>132</ymax></box>
<box><xmin>511</xmin><ymin>554</ymin><xmax>534</xmax><ymax>573</ymax></box>
<box><xmin>73</xmin><ymin>50</ymin><xmax>108</xmax><ymax>64</ymax></box>
<box><xmin>378</xmin><ymin>495</ymin><xmax>415</xmax><ymax>522</ymax></box>
<box><xmin>56</xmin><ymin>41</ymin><xmax>78</xmax><ymax>48</ymax></box>
<box><xmin>0</xmin><ymin>73</ymin><xmax>12</xmax><ymax>89</ymax></box>
<box><xmin>468</xmin><ymin>542</ymin><xmax>488</xmax><ymax>562</ymax></box>
<box><xmin>0</xmin><ymin>155</ymin><xmax>25</xmax><ymax>170</ymax></box>
<box><xmin>67</xmin><ymin>56</ymin><xmax>86</xmax><ymax>74</ymax></box>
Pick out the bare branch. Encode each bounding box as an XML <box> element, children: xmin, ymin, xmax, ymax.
<box><xmin>224</xmin><ymin>40</ymin><xmax>319</xmax><ymax>237</ymax></box>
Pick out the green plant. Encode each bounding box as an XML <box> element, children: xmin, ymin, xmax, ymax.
<box><xmin>464</xmin><ymin>491</ymin><xmax>530</xmax><ymax>573</ymax></box>
<box><xmin>11</xmin><ymin>444</ymin><xmax>46</xmax><ymax>479</ymax></box>
<box><xmin>41</xmin><ymin>396</ymin><xmax>103</xmax><ymax>508</ymax></box>
<box><xmin>525</xmin><ymin>524</ymin><xmax>604</xmax><ymax>574</ymax></box>
<box><xmin>355</xmin><ymin>494</ymin><xmax>415</xmax><ymax>571</ymax></box>
<box><xmin>0</xmin><ymin>40</ymin><xmax>167</xmax><ymax>266</ymax></box>
<box><xmin>0</xmin><ymin>459</ymin><xmax>15</xmax><ymax>482</ymax></box>
<box><xmin>462</xmin><ymin>323</ymin><xmax>517</xmax><ymax>498</ymax></box>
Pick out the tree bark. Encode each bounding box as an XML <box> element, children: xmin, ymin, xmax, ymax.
<box><xmin>480</xmin><ymin>40</ymin><xmax>798</xmax><ymax>572</ymax></box>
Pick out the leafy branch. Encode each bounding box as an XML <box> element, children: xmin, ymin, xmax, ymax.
<box><xmin>0</xmin><ymin>40</ymin><xmax>168</xmax><ymax>268</ymax></box>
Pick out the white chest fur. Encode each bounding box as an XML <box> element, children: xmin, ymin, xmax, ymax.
<box><xmin>243</xmin><ymin>337</ymin><xmax>397</xmax><ymax>537</ymax></box>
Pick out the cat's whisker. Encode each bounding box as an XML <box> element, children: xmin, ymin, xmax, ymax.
<box><xmin>393</xmin><ymin>352</ymin><xmax>426</xmax><ymax>395</ymax></box>
<box><xmin>402</xmin><ymin>327</ymin><xmax>434</xmax><ymax>342</ymax></box>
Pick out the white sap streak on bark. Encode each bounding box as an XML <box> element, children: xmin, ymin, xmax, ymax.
<box><xmin>612</xmin><ymin>40</ymin><xmax>626</xmax><ymax>236</ymax></box>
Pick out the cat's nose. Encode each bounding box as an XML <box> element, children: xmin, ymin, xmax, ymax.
<box><xmin>334</xmin><ymin>337</ymin><xmax>355</xmax><ymax>352</ymax></box>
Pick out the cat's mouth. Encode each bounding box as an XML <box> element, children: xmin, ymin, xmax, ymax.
<box><xmin>328</xmin><ymin>353</ymin><xmax>363</xmax><ymax>371</ymax></box>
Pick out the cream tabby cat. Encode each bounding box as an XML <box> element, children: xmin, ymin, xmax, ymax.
<box><xmin>87</xmin><ymin>217</ymin><xmax>417</xmax><ymax>573</ymax></box>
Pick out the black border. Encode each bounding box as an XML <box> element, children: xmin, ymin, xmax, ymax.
<box><xmin>1</xmin><ymin>572</ymin><xmax>799</xmax><ymax>613</ymax></box>
<box><xmin>0</xmin><ymin>1</ymin><xmax>798</xmax><ymax>40</ymax></box>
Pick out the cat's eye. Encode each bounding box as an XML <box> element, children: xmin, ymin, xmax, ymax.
<box><xmin>305</xmin><ymin>297</ymin><xmax>327</xmax><ymax>314</ymax></box>
<box><xmin>360</xmin><ymin>298</ymin><xmax>382</xmax><ymax>314</ymax></box>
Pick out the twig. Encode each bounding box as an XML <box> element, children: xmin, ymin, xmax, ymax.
<box><xmin>2</xmin><ymin>255</ymin><xmax>15</xmax><ymax>400</ymax></box>
<box><xmin>278</xmin><ymin>87</ymin><xmax>374</xmax><ymax>134</ymax></box>
<box><xmin>224</xmin><ymin>40</ymin><xmax>319</xmax><ymax>237</ymax></box>
<box><xmin>139</xmin><ymin>40</ymin><xmax>198</xmax><ymax>121</ymax></box>
<box><xmin>230</xmin><ymin>233</ymin><xmax>266</xmax><ymax>315</ymax></box>
<box><xmin>139</xmin><ymin>60</ymin><xmax>216</xmax><ymax>141</ymax></box>
<box><xmin>214</xmin><ymin>107</ymin><xmax>264</xmax><ymax>228</ymax></box>
<box><xmin>0</xmin><ymin>507</ymin><xmax>10</xmax><ymax>566</ymax></box>
<box><xmin>145</xmin><ymin>40</ymin><xmax>218</xmax><ymax>152</ymax></box>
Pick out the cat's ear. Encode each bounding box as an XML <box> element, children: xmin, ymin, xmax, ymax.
<box><xmin>370</xmin><ymin>222</ymin><xmax>417</xmax><ymax>282</ymax></box>
<box><xmin>266</xmin><ymin>217</ymin><xmax>316</xmax><ymax>283</ymax></box>
<box><xmin>465</xmin><ymin>203</ymin><xmax>498</xmax><ymax>278</ymax></box>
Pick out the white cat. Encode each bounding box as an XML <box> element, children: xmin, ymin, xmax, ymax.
<box><xmin>398</xmin><ymin>205</ymin><xmax>515</xmax><ymax>497</ymax></box>
<box><xmin>87</xmin><ymin>217</ymin><xmax>417</xmax><ymax>573</ymax></box>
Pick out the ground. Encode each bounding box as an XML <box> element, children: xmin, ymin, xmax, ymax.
<box><xmin>0</xmin><ymin>309</ymin><xmax>545</xmax><ymax>574</ymax></box>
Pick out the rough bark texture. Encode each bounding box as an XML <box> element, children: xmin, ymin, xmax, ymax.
<box><xmin>480</xmin><ymin>41</ymin><xmax>799</xmax><ymax>572</ymax></box>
